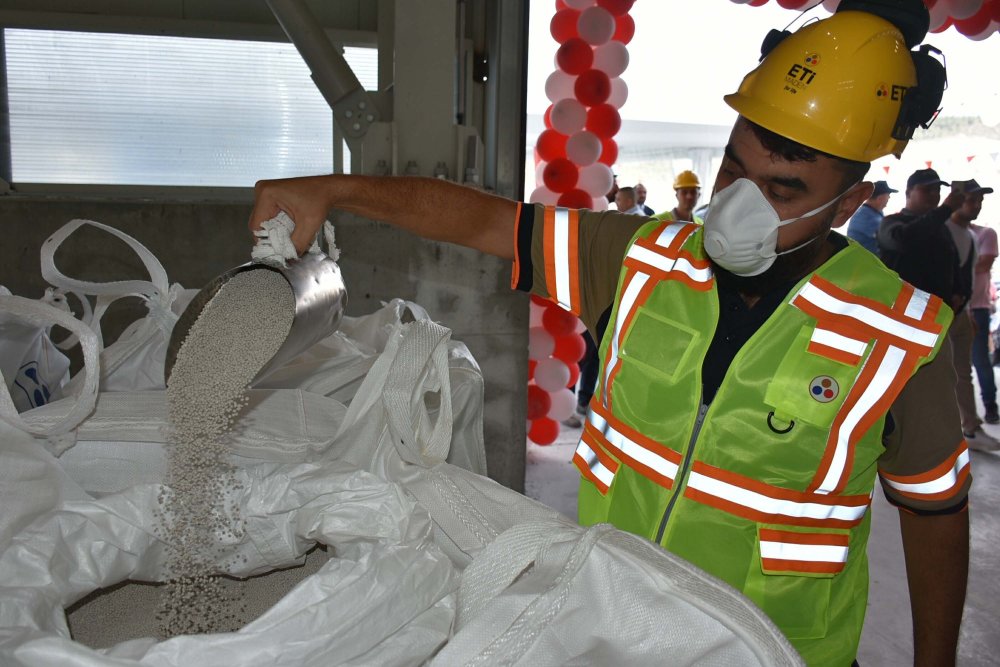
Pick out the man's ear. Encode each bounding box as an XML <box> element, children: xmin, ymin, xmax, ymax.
<box><xmin>831</xmin><ymin>181</ymin><xmax>874</xmax><ymax>229</ymax></box>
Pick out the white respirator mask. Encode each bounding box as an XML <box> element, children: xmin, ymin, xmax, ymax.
<box><xmin>702</xmin><ymin>177</ymin><xmax>851</xmax><ymax>277</ymax></box>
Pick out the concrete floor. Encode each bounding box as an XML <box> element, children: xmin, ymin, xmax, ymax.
<box><xmin>525</xmin><ymin>380</ymin><xmax>1000</xmax><ymax>666</ymax></box>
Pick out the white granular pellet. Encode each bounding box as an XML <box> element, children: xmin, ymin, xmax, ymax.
<box><xmin>156</xmin><ymin>268</ymin><xmax>295</xmax><ymax>637</ymax></box>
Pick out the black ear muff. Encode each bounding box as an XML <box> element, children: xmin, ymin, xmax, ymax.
<box><xmin>759</xmin><ymin>28</ymin><xmax>791</xmax><ymax>62</ymax></box>
<box><xmin>892</xmin><ymin>44</ymin><xmax>947</xmax><ymax>141</ymax></box>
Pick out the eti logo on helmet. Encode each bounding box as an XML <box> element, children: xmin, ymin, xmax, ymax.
<box><xmin>876</xmin><ymin>82</ymin><xmax>909</xmax><ymax>101</ymax></box>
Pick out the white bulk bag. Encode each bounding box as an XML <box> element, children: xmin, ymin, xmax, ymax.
<box><xmin>42</xmin><ymin>220</ymin><xmax>198</xmax><ymax>394</ymax></box>
<box><xmin>21</xmin><ymin>389</ymin><xmax>348</xmax><ymax>495</ymax></box>
<box><xmin>0</xmin><ymin>458</ymin><xmax>459</xmax><ymax>667</ymax></box>
<box><xmin>431</xmin><ymin>519</ymin><xmax>803</xmax><ymax>666</ymax></box>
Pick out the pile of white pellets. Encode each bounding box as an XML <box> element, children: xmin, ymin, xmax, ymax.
<box><xmin>156</xmin><ymin>268</ymin><xmax>295</xmax><ymax>637</ymax></box>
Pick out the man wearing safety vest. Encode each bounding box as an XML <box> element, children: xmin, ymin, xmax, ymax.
<box><xmin>655</xmin><ymin>169</ymin><xmax>704</xmax><ymax>224</ymax></box>
<box><xmin>250</xmin><ymin>2</ymin><xmax>969</xmax><ymax>664</ymax></box>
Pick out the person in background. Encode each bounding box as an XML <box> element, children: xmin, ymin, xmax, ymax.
<box><xmin>605</xmin><ymin>173</ymin><xmax>619</xmax><ymax>204</ymax></box>
<box><xmin>846</xmin><ymin>179</ymin><xmax>897</xmax><ymax>253</ymax></box>
<box><xmin>656</xmin><ymin>170</ymin><xmax>703</xmax><ymax>224</ymax></box>
<box><xmin>635</xmin><ymin>182</ymin><xmax>655</xmax><ymax>216</ymax></box>
<box><xmin>878</xmin><ymin>168</ymin><xmax>964</xmax><ymax>309</ymax></box>
<box><xmin>250</xmin><ymin>4</ymin><xmax>969</xmax><ymax>664</ymax></box>
<box><xmin>963</xmin><ymin>181</ymin><xmax>999</xmax><ymax>429</ymax></box>
<box><xmin>614</xmin><ymin>186</ymin><xmax>645</xmax><ymax>215</ymax></box>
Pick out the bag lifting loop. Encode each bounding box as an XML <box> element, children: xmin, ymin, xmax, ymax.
<box><xmin>767</xmin><ymin>411</ymin><xmax>795</xmax><ymax>434</ymax></box>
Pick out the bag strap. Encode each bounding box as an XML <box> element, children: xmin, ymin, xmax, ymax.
<box><xmin>0</xmin><ymin>295</ymin><xmax>99</xmax><ymax>438</ymax></box>
<box><xmin>40</xmin><ymin>219</ymin><xmax>172</xmax><ymax>345</ymax></box>
<box><xmin>337</xmin><ymin>318</ymin><xmax>454</xmax><ymax>467</ymax></box>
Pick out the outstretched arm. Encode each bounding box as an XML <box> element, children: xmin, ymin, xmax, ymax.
<box><xmin>250</xmin><ymin>174</ymin><xmax>518</xmax><ymax>259</ymax></box>
<box><xmin>899</xmin><ymin>507</ymin><xmax>969</xmax><ymax>667</ymax></box>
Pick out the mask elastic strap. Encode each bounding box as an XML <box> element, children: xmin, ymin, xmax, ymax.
<box><xmin>778</xmin><ymin>180</ymin><xmax>861</xmax><ymax>227</ymax></box>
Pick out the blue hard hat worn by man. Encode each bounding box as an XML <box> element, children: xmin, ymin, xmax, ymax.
<box><xmin>249</xmin><ymin>1</ymin><xmax>969</xmax><ymax>664</ymax></box>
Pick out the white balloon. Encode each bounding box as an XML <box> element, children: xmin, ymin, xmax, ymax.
<box><xmin>608</xmin><ymin>77</ymin><xmax>629</xmax><ymax>109</ymax></box>
<box><xmin>928</xmin><ymin>0</ymin><xmax>952</xmax><ymax>30</ymax></box>
<box><xmin>530</xmin><ymin>185</ymin><xmax>560</xmax><ymax>206</ymax></box>
<box><xmin>548</xmin><ymin>388</ymin><xmax>578</xmax><ymax>420</ymax></box>
<box><xmin>550</xmin><ymin>98</ymin><xmax>588</xmax><ymax>135</ymax></box>
<box><xmin>564</xmin><ymin>0</ymin><xmax>596</xmax><ymax>8</ymax></box>
<box><xmin>968</xmin><ymin>19</ymin><xmax>999</xmax><ymax>41</ymax></box>
<box><xmin>577</xmin><ymin>6</ymin><xmax>615</xmax><ymax>46</ymax></box>
<box><xmin>574</xmin><ymin>316</ymin><xmax>588</xmax><ymax>333</ymax></box>
<box><xmin>578</xmin><ymin>162</ymin><xmax>615</xmax><ymax>198</ymax></box>
<box><xmin>821</xmin><ymin>0</ymin><xmax>840</xmax><ymax>12</ymax></box>
<box><xmin>566</xmin><ymin>131</ymin><xmax>602</xmax><ymax>167</ymax></box>
<box><xmin>730</xmin><ymin>0</ymin><xmax>753</xmax><ymax>3</ymax></box>
<box><xmin>529</xmin><ymin>301</ymin><xmax>546</xmax><ymax>327</ymax></box>
<box><xmin>590</xmin><ymin>196</ymin><xmax>609</xmax><ymax>211</ymax></box>
<box><xmin>545</xmin><ymin>70</ymin><xmax>576</xmax><ymax>103</ymax></box>
<box><xmin>593</xmin><ymin>41</ymin><xmax>629</xmax><ymax>78</ymax></box>
<box><xmin>528</xmin><ymin>326</ymin><xmax>555</xmax><ymax>360</ymax></box>
<box><xmin>535</xmin><ymin>358</ymin><xmax>571</xmax><ymax>393</ymax></box>
<box><xmin>945</xmin><ymin>0</ymin><xmax>983</xmax><ymax>20</ymax></box>
<box><xmin>534</xmin><ymin>161</ymin><xmax>547</xmax><ymax>187</ymax></box>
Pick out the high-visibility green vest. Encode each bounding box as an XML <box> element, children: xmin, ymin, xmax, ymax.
<box><xmin>573</xmin><ymin>220</ymin><xmax>951</xmax><ymax>666</ymax></box>
<box><xmin>654</xmin><ymin>208</ymin><xmax>704</xmax><ymax>225</ymax></box>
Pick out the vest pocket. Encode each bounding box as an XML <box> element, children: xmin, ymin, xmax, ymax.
<box><xmin>763</xmin><ymin>325</ymin><xmax>863</xmax><ymax>429</ymax></box>
<box><xmin>744</xmin><ymin>523</ymin><xmax>849</xmax><ymax>640</ymax></box>
<box><xmin>619</xmin><ymin>309</ymin><xmax>698</xmax><ymax>381</ymax></box>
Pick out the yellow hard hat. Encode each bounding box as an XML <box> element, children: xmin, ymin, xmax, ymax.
<box><xmin>724</xmin><ymin>11</ymin><xmax>918</xmax><ymax>162</ymax></box>
<box><xmin>673</xmin><ymin>170</ymin><xmax>701</xmax><ymax>190</ymax></box>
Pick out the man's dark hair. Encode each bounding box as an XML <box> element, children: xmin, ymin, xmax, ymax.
<box><xmin>746</xmin><ymin>120</ymin><xmax>870</xmax><ymax>188</ymax></box>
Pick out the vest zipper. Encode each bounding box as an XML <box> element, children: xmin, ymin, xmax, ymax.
<box><xmin>654</xmin><ymin>399</ymin><xmax>709</xmax><ymax>544</ymax></box>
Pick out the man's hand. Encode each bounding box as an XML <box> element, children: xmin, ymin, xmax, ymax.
<box><xmin>942</xmin><ymin>187</ymin><xmax>967</xmax><ymax>213</ymax></box>
<box><xmin>250</xmin><ymin>177</ymin><xmax>334</xmax><ymax>256</ymax></box>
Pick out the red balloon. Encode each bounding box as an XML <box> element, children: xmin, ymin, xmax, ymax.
<box><xmin>550</xmin><ymin>9</ymin><xmax>581</xmax><ymax>44</ymax></box>
<box><xmin>565</xmin><ymin>361</ymin><xmax>581</xmax><ymax>389</ymax></box>
<box><xmin>930</xmin><ymin>15</ymin><xmax>953</xmax><ymax>32</ymax></box>
<box><xmin>925</xmin><ymin>0</ymin><xmax>938</xmax><ymax>7</ymax></box>
<box><xmin>586</xmin><ymin>103</ymin><xmax>621</xmax><ymax>138</ymax></box>
<box><xmin>612</xmin><ymin>14</ymin><xmax>635</xmax><ymax>43</ymax></box>
<box><xmin>597</xmin><ymin>0</ymin><xmax>635</xmax><ymax>16</ymax></box>
<box><xmin>542</xmin><ymin>305</ymin><xmax>579</xmax><ymax>336</ymax></box>
<box><xmin>527</xmin><ymin>384</ymin><xmax>552</xmax><ymax>421</ymax></box>
<box><xmin>529</xmin><ymin>417</ymin><xmax>560</xmax><ymax>445</ymax></box>
<box><xmin>543</xmin><ymin>158</ymin><xmax>579</xmax><ymax>193</ymax></box>
<box><xmin>992</xmin><ymin>0</ymin><xmax>1000</xmax><ymax>21</ymax></box>
<box><xmin>553</xmin><ymin>332</ymin><xmax>587</xmax><ymax>364</ymax></box>
<box><xmin>955</xmin><ymin>4</ymin><xmax>993</xmax><ymax>35</ymax></box>
<box><xmin>536</xmin><ymin>129</ymin><xmax>568</xmax><ymax>162</ymax></box>
<box><xmin>543</xmin><ymin>105</ymin><xmax>554</xmax><ymax>130</ymax></box>
<box><xmin>574</xmin><ymin>69</ymin><xmax>612</xmax><ymax>106</ymax></box>
<box><xmin>528</xmin><ymin>358</ymin><xmax>538</xmax><ymax>379</ymax></box>
<box><xmin>748</xmin><ymin>0</ymin><xmax>769</xmax><ymax>6</ymax></box>
<box><xmin>556</xmin><ymin>0</ymin><xmax>568</xmax><ymax>9</ymax></box>
<box><xmin>556</xmin><ymin>38</ymin><xmax>594</xmax><ymax>75</ymax></box>
<box><xmin>557</xmin><ymin>188</ymin><xmax>592</xmax><ymax>208</ymax></box>
<box><xmin>777</xmin><ymin>0</ymin><xmax>806</xmax><ymax>8</ymax></box>
<box><xmin>598</xmin><ymin>137</ymin><xmax>618</xmax><ymax>166</ymax></box>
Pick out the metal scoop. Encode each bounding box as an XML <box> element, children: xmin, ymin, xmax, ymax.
<box><xmin>164</xmin><ymin>252</ymin><xmax>347</xmax><ymax>386</ymax></box>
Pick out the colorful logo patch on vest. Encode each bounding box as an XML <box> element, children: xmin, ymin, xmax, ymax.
<box><xmin>809</xmin><ymin>376</ymin><xmax>839</xmax><ymax>403</ymax></box>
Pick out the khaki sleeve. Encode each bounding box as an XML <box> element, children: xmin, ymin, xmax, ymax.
<box><xmin>878</xmin><ymin>339</ymin><xmax>971</xmax><ymax>512</ymax></box>
<box><xmin>513</xmin><ymin>203</ymin><xmax>649</xmax><ymax>335</ymax></box>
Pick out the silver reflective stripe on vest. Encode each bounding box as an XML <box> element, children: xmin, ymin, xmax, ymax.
<box><xmin>575</xmin><ymin>439</ymin><xmax>615</xmax><ymax>488</ymax></box>
<box><xmin>759</xmin><ymin>538</ymin><xmax>848</xmax><ymax>564</ymax></box>
<box><xmin>588</xmin><ymin>409</ymin><xmax>680</xmax><ymax>484</ymax></box>
<box><xmin>603</xmin><ymin>272</ymin><xmax>650</xmax><ymax>408</ymax></box>
<box><xmin>810</xmin><ymin>327</ymin><xmax>868</xmax><ymax>357</ymax></box>
<box><xmin>553</xmin><ymin>207</ymin><xmax>572</xmax><ymax>308</ymax></box>
<box><xmin>796</xmin><ymin>281</ymin><xmax>938</xmax><ymax>349</ymax></box>
<box><xmin>812</xmin><ymin>287</ymin><xmax>931</xmax><ymax>494</ymax></box>
<box><xmin>685</xmin><ymin>471</ymin><xmax>869</xmax><ymax>523</ymax></box>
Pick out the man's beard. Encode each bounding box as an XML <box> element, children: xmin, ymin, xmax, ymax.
<box><xmin>712</xmin><ymin>231</ymin><xmax>833</xmax><ymax>298</ymax></box>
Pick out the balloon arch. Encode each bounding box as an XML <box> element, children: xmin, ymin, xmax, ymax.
<box><xmin>527</xmin><ymin>0</ymin><xmax>632</xmax><ymax>444</ymax></box>
<box><xmin>734</xmin><ymin>0</ymin><xmax>1000</xmax><ymax>41</ymax></box>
